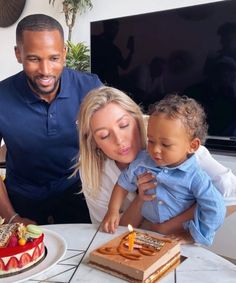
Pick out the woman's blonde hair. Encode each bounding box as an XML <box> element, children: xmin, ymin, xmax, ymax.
<box><xmin>75</xmin><ymin>86</ymin><xmax>146</xmax><ymax>197</ymax></box>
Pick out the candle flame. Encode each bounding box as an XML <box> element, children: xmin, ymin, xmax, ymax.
<box><xmin>128</xmin><ymin>224</ymin><xmax>133</xmax><ymax>232</ymax></box>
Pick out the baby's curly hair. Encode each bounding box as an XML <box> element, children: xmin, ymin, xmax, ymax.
<box><xmin>150</xmin><ymin>94</ymin><xmax>208</xmax><ymax>144</ymax></box>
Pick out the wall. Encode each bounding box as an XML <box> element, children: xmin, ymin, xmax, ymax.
<box><xmin>0</xmin><ymin>0</ymin><xmax>235</xmax><ymax>259</ymax></box>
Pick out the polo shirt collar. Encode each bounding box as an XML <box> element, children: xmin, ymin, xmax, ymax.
<box><xmin>173</xmin><ymin>154</ymin><xmax>196</xmax><ymax>172</ymax></box>
<box><xmin>57</xmin><ymin>67</ymin><xmax>70</xmax><ymax>98</ymax></box>
<box><xmin>15</xmin><ymin>68</ymin><xmax>68</xmax><ymax>103</ymax></box>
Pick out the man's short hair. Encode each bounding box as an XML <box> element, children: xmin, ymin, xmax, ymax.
<box><xmin>16</xmin><ymin>14</ymin><xmax>64</xmax><ymax>44</ymax></box>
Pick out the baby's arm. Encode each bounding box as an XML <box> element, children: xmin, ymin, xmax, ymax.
<box><xmin>184</xmin><ymin>174</ymin><xmax>226</xmax><ymax>246</ymax></box>
<box><xmin>102</xmin><ymin>184</ymin><xmax>128</xmax><ymax>233</ymax></box>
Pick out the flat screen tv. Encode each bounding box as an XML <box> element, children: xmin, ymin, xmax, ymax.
<box><xmin>90</xmin><ymin>0</ymin><xmax>236</xmax><ymax>153</ymax></box>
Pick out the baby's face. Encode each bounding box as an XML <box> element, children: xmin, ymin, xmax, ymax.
<box><xmin>147</xmin><ymin>113</ymin><xmax>194</xmax><ymax>167</ymax></box>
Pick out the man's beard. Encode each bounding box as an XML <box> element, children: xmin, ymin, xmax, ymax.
<box><xmin>27</xmin><ymin>76</ymin><xmax>60</xmax><ymax>96</ymax></box>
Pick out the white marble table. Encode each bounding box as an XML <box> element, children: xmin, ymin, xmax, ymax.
<box><xmin>19</xmin><ymin>224</ymin><xmax>236</xmax><ymax>283</ymax></box>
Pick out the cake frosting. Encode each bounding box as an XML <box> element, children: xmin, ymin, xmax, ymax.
<box><xmin>0</xmin><ymin>218</ymin><xmax>45</xmax><ymax>277</ymax></box>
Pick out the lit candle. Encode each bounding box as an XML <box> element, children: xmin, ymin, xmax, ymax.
<box><xmin>128</xmin><ymin>224</ymin><xmax>136</xmax><ymax>252</ymax></box>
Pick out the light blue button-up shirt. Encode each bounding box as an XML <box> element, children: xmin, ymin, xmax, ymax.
<box><xmin>118</xmin><ymin>150</ymin><xmax>226</xmax><ymax>246</ymax></box>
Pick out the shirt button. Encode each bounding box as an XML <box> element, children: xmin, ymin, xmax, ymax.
<box><xmin>49</xmin><ymin>113</ymin><xmax>53</xmax><ymax>118</ymax></box>
<box><xmin>158</xmin><ymin>200</ymin><xmax>164</xmax><ymax>205</ymax></box>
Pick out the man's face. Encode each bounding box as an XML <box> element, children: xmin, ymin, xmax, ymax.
<box><xmin>15</xmin><ymin>30</ymin><xmax>66</xmax><ymax>101</ymax></box>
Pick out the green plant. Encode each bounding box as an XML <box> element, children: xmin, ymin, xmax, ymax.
<box><xmin>66</xmin><ymin>41</ymin><xmax>90</xmax><ymax>71</ymax></box>
<box><xmin>49</xmin><ymin>0</ymin><xmax>93</xmax><ymax>41</ymax></box>
<box><xmin>49</xmin><ymin>0</ymin><xmax>93</xmax><ymax>71</ymax></box>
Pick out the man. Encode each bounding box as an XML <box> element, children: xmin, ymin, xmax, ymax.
<box><xmin>0</xmin><ymin>14</ymin><xmax>102</xmax><ymax>225</ymax></box>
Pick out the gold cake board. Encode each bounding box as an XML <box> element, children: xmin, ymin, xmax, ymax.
<box><xmin>89</xmin><ymin>254</ymin><xmax>185</xmax><ymax>283</ymax></box>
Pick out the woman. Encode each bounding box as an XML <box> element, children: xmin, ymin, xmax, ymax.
<box><xmin>75</xmin><ymin>86</ymin><xmax>236</xmax><ymax>233</ymax></box>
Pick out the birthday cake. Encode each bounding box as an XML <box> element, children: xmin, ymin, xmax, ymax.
<box><xmin>0</xmin><ymin>218</ymin><xmax>45</xmax><ymax>277</ymax></box>
<box><xmin>89</xmin><ymin>230</ymin><xmax>181</xmax><ymax>283</ymax></box>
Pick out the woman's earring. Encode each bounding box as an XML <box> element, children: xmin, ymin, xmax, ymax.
<box><xmin>96</xmin><ymin>148</ymin><xmax>102</xmax><ymax>157</ymax></box>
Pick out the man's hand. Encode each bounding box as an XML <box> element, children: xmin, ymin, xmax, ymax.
<box><xmin>13</xmin><ymin>214</ymin><xmax>37</xmax><ymax>225</ymax></box>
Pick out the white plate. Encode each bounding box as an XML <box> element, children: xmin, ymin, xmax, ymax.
<box><xmin>0</xmin><ymin>228</ymin><xmax>67</xmax><ymax>283</ymax></box>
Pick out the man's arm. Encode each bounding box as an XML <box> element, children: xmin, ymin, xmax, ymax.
<box><xmin>0</xmin><ymin>142</ymin><xmax>6</xmax><ymax>165</ymax></box>
<box><xmin>0</xmin><ymin>178</ymin><xmax>36</xmax><ymax>225</ymax></box>
<box><xmin>0</xmin><ymin>177</ymin><xmax>16</xmax><ymax>222</ymax></box>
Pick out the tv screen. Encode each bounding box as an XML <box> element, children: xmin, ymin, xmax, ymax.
<box><xmin>90</xmin><ymin>0</ymin><xmax>236</xmax><ymax>152</ymax></box>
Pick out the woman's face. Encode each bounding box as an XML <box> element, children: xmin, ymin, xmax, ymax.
<box><xmin>91</xmin><ymin>103</ymin><xmax>142</xmax><ymax>169</ymax></box>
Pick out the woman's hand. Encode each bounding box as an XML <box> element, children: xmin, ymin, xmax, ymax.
<box><xmin>137</xmin><ymin>171</ymin><xmax>157</xmax><ymax>201</ymax></box>
<box><xmin>120</xmin><ymin>171</ymin><xmax>157</xmax><ymax>228</ymax></box>
<box><xmin>102</xmin><ymin>209</ymin><xmax>120</xmax><ymax>234</ymax></box>
<box><xmin>141</xmin><ymin>204</ymin><xmax>195</xmax><ymax>235</ymax></box>
<box><xmin>168</xmin><ymin>231</ymin><xmax>194</xmax><ymax>245</ymax></box>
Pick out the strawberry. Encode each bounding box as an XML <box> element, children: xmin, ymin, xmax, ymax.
<box><xmin>39</xmin><ymin>242</ymin><xmax>44</xmax><ymax>255</ymax></box>
<box><xmin>19</xmin><ymin>253</ymin><xmax>31</xmax><ymax>268</ymax></box>
<box><xmin>0</xmin><ymin>258</ymin><xmax>6</xmax><ymax>271</ymax></box>
<box><xmin>5</xmin><ymin>257</ymin><xmax>18</xmax><ymax>271</ymax></box>
<box><xmin>32</xmin><ymin>246</ymin><xmax>40</xmax><ymax>260</ymax></box>
<box><xmin>7</xmin><ymin>234</ymin><xmax>18</xmax><ymax>247</ymax></box>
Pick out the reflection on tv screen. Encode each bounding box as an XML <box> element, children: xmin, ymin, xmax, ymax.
<box><xmin>91</xmin><ymin>0</ymin><xmax>236</xmax><ymax>152</ymax></box>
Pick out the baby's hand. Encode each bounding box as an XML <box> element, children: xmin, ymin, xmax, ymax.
<box><xmin>137</xmin><ymin>171</ymin><xmax>157</xmax><ymax>201</ymax></box>
<box><xmin>102</xmin><ymin>210</ymin><xmax>120</xmax><ymax>234</ymax></box>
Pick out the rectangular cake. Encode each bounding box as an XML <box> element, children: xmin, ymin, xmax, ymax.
<box><xmin>89</xmin><ymin>231</ymin><xmax>181</xmax><ymax>282</ymax></box>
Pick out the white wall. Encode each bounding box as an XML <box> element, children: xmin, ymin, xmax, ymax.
<box><xmin>0</xmin><ymin>0</ymin><xmax>235</xmax><ymax>259</ymax></box>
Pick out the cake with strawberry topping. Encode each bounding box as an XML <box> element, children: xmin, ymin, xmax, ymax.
<box><xmin>0</xmin><ymin>218</ymin><xmax>45</xmax><ymax>277</ymax></box>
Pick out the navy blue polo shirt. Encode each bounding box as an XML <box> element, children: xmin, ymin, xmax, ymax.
<box><xmin>0</xmin><ymin>68</ymin><xmax>102</xmax><ymax>200</ymax></box>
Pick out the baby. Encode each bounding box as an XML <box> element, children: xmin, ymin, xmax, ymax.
<box><xmin>102</xmin><ymin>94</ymin><xmax>226</xmax><ymax>246</ymax></box>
